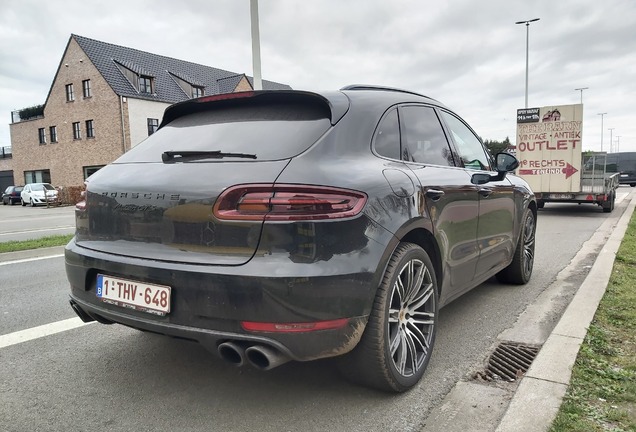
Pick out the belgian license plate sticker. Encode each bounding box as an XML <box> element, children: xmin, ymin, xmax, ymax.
<box><xmin>96</xmin><ymin>274</ymin><xmax>171</xmax><ymax>315</ymax></box>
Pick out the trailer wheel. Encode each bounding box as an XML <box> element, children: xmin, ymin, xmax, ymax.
<box><xmin>537</xmin><ymin>200</ymin><xmax>545</xmax><ymax>209</ymax></box>
<box><xmin>602</xmin><ymin>191</ymin><xmax>616</xmax><ymax>213</ymax></box>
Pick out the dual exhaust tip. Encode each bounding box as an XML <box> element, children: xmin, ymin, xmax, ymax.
<box><xmin>217</xmin><ymin>341</ymin><xmax>290</xmax><ymax>371</ymax></box>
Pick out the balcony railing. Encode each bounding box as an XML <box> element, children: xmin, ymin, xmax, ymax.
<box><xmin>11</xmin><ymin>104</ymin><xmax>44</xmax><ymax>123</ymax></box>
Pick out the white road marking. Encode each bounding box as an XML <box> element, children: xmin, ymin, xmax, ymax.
<box><xmin>0</xmin><ymin>226</ymin><xmax>75</xmax><ymax>236</ymax></box>
<box><xmin>0</xmin><ymin>317</ymin><xmax>94</xmax><ymax>349</ymax></box>
<box><xmin>0</xmin><ymin>254</ymin><xmax>64</xmax><ymax>266</ymax></box>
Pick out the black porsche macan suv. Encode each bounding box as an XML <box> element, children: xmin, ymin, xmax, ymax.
<box><xmin>66</xmin><ymin>86</ymin><xmax>537</xmax><ymax>392</ymax></box>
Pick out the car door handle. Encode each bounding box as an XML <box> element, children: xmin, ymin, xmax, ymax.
<box><xmin>478</xmin><ymin>188</ymin><xmax>493</xmax><ymax>198</ymax></box>
<box><xmin>425</xmin><ymin>189</ymin><xmax>445</xmax><ymax>201</ymax></box>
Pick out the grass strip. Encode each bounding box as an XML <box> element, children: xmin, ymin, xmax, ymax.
<box><xmin>550</xmin><ymin>214</ymin><xmax>636</xmax><ymax>432</ymax></box>
<box><xmin>0</xmin><ymin>234</ymin><xmax>74</xmax><ymax>254</ymax></box>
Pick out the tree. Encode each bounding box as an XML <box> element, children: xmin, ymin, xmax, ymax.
<box><xmin>483</xmin><ymin>136</ymin><xmax>512</xmax><ymax>155</ymax></box>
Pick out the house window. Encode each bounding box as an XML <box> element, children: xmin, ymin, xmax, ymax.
<box><xmin>192</xmin><ymin>86</ymin><xmax>204</xmax><ymax>98</ymax></box>
<box><xmin>38</xmin><ymin>128</ymin><xmax>46</xmax><ymax>144</ymax></box>
<box><xmin>139</xmin><ymin>76</ymin><xmax>152</xmax><ymax>93</ymax></box>
<box><xmin>147</xmin><ymin>118</ymin><xmax>159</xmax><ymax>136</ymax></box>
<box><xmin>73</xmin><ymin>122</ymin><xmax>81</xmax><ymax>140</ymax></box>
<box><xmin>24</xmin><ymin>169</ymin><xmax>51</xmax><ymax>184</ymax></box>
<box><xmin>65</xmin><ymin>83</ymin><xmax>74</xmax><ymax>102</ymax></box>
<box><xmin>82</xmin><ymin>79</ymin><xmax>92</xmax><ymax>98</ymax></box>
<box><xmin>83</xmin><ymin>165</ymin><xmax>105</xmax><ymax>180</ymax></box>
<box><xmin>86</xmin><ymin>120</ymin><xmax>95</xmax><ymax>138</ymax></box>
<box><xmin>49</xmin><ymin>126</ymin><xmax>57</xmax><ymax>143</ymax></box>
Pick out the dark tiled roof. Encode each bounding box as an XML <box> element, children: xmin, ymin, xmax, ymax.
<box><xmin>73</xmin><ymin>34</ymin><xmax>291</xmax><ymax>103</ymax></box>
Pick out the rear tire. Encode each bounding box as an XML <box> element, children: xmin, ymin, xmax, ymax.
<box><xmin>602</xmin><ymin>191</ymin><xmax>615</xmax><ymax>213</ymax></box>
<box><xmin>339</xmin><ymin>242</ymin><xmax>438</xmax><ymax>392</ymax></box>
<box><xmin>496</xmin><ymin>208</ymin><xmax>536</xmax><ymax>284</ymax></box>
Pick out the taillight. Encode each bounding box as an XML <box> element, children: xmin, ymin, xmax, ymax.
<box><xmin>213</xmin><ymin>184</ymin><xmax>367</xmax><ymax>221</ymax></box>
<box><xmin>241</xmin><ymin>318</ymin><xmax>349</xmax><ymax>333</ymax></box>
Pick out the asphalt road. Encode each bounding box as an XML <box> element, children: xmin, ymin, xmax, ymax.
<box><xmin>0</xmin><ymin>204</ymin><xmax>75</xmax><ymax>242</ymax></box>
<box><xmin>0</xmin><ymin>188</ymin><xmax>632</xmax><ymax>432</ymax></box>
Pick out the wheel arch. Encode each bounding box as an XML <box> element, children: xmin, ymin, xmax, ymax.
<box><xmin>399</xmin><ymin>228</ymin><xmax>443</xmax><ymax>297</ymax></box>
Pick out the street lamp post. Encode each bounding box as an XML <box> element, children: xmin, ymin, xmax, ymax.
<box><xmin>574</xmin><ymin>87</ymin><xmax>589</xmax><ymax>104</ymax></box>
<box><xmin>616</xmin><ymin>136</ymin><xmax>621</xmax><ymax>153</ymax></box>
<box><xmin>598</xmin><ymin>112</ymin><xmax>607</xmax><ymax>152</ymax></box>
<box><xmin>515</xmin><ymin>18</ymin><xmax>540</xmax><ymax>108</ymax></box>
<box><xmin>250</xmin><ymin>0</ymin><xmax>263</xmax><ymax>91</ymax></box>
<box><xmin>608</xmin><ymin>128</ymin><xmax>615</xmax><ymax>153</ymax></box>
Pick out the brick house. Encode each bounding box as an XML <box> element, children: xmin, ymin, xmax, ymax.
<box><xmin>8</xmin><ymin>34</ymin><xmax>291</xmax><ymax>188</ymax></box>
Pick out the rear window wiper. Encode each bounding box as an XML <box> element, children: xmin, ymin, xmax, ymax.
<box><xmin>162</xmin><ymin>150</ymin><xmax>257</xmax><ymax>162</ymax></box>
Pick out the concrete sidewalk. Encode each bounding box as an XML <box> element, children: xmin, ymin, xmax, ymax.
<box><xmin>496</xmin><ymin>193</ymin><xmax>636</xmax><ymax>431</ymax></box>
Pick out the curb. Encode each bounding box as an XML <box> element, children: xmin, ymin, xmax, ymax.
<box><xmin>495</xmin><ymin>192</ymin><xmax>636</xmax><ymax>431</ymax></box>
<box><xmin>0</xmin><ymin>246</ymin><xmax>66</xmax><ymax>264</ymax></box>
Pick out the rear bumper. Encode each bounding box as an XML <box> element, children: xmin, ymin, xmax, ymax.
<box><xmin>65</xmin><ymin>235</ymin><xmax>389</xmax><ymax>361</ymax></box>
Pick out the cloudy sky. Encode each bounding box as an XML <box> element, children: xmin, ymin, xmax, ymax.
<box><xmin>1</xmin><ymin>0</ymin><xmax>634</xmax><ymax>151</ymax></box>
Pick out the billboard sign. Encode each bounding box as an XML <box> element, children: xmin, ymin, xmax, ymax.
<box><xmin>515</xmin><ymin>104</ymin><xmax>583</xmax><ymax>193</ymax></box>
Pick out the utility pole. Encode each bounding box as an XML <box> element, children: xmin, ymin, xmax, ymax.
<box><xmin>608</xmin><ymin>128</ymin><xmax>615</xmax><ymax>153</ymax></box>
<box><xmin>250</xmin><ymin>0</ymin><xmax>263</xmax><ymax>90</ymax></box>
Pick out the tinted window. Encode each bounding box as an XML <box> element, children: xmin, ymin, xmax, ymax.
<box><xmin>400</xmin><ymin>106</ymin><xmax>454</xmax><ymax>166</ymax></box>
<box><xmin>117</xmin><ymin>102</ymin><xmax>332</xmax><ymax>163</ymax></box>
<box><xmin>440</xmin><ymin>111</ymin><xmax>491</xmax><ymax>171</ymax></box>
<box><xmin>373</xmin><ymin>109</ymin><xmax>401</xmax><ymax>160</ymax></box>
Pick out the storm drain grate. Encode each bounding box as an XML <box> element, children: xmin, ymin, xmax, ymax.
<box><xmin>477</xmin><ymin>342</ymin><xmax>541</xmax><ymax>382</ymax></box>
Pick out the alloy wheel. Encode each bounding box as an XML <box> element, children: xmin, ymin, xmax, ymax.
<box><xmin>387</xmin><ymin>258</ymin><xmax>436</xmax><ymax>378</ymax></box>
<box><xmin>522</xmin><ymin>212</ymin><xmax>536</xmax><ymax>279</ymax></box>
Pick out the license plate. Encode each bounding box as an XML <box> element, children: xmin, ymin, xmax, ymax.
<box><xmin>621</xmin><ymin>174</ymin><xmax>628</xmax><ymax>177</ymax></box>
<box><xmin>96</xmin><ymin>274</ymin><xmax>171</xmax><ymax>315</ymax></box>
<box><xmin>549</xmin><ymin>194</ymin><xmax>573</xmax><ymax>199</ymax></box>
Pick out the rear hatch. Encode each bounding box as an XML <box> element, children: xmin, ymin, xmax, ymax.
<box><xmin>76</xmin><ymin>92</ymin><xmax>340</xmax><ymax>265</ymax></box>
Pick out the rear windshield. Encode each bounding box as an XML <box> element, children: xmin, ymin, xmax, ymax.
<box><xmin>117</xmin><ymin>101</ymin><xmax>332</xmax><ymax>163</ymax></box>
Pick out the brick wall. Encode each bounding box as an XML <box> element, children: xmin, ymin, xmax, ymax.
<box><xmin>9</xmin><ymin>38</ymin><xmax>128</xmax><ymax>187</ymax></box>
<box><xmin>235</xmin><ymin>76</ymin><xmax>254</xmax><ymax>92</ymax></box>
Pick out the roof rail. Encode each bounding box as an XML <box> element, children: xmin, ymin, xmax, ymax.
<box><xmin>340</xmin><ymin>84</ymin><xmax>436</xmax><ymax>101</ymax></box>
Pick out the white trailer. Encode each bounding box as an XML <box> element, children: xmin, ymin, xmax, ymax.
<box><xmin>516</xmin><ymin>104</ymin><xmax>618</xmax><ymax>212</ymax></box>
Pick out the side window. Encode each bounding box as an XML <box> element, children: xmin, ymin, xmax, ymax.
<box><xmin>373</xmin><ymin>109</ymin><xmax>401</xmax><ymax>160</ymax></box>
<box><xmin>400</xmin><ymin>106</ymin><xmax>454</xmax><ymax>166</ymax></box>
<box><xmin>440</xmin><ymin>111</ymin><xmax>491</xmax><ymax>171</ymax></box>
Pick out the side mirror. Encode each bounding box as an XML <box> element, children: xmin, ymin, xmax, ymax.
<box><xmin>495</xmin><ymin>152</ymin><xmax>519</xmax><ymax>172</ymax></box>
<box><xmin>471</xmin><ymin>153</ymin><xmax>519</xmax><ymax>185</ymax></box>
